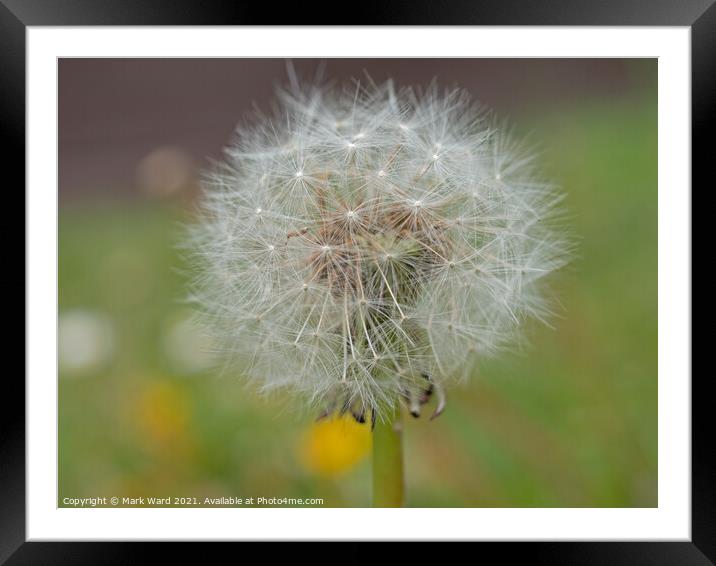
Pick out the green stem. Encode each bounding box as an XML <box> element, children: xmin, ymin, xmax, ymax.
<box><xmin>372</xmin><ymin>405</ymin><xmax>404</xmax><ymax>507</ymax></box>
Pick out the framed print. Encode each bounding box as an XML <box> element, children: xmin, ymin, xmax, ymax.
<box><xmin>5</xmin><ymin>0</ymin><xmax>709</xmax><ymax>562</ymax></box>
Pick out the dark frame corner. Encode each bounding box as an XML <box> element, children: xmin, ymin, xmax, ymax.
<box><xmin>5</xmin><ymin>0</ymin><xmax>709</xmax><ymax>563</ymax></box>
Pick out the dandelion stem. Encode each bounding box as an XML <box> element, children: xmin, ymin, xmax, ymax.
<box><xmin>372</xmin><ymin>405</ymin><xmax>404</xmax><ymax>507</ymax></box>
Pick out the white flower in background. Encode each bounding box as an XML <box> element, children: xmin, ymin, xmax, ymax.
<box><xmin>162</xmin><ymin>311</ymin><xmax>217</xmax><ymax>375</ymax></box>
<box><xmin>59</xmin><ymin>309</ymin><xmax>115</xmax><ymax>376</ymax></box>
<box><xmin>187</xmin><ymin>80</ymin><xmax>569</xmax><ymax>422</ymax></box>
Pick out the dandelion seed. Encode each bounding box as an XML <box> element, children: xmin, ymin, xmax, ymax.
<box><xmin>186</xmin><ymin>79</ymin><xmax>570</xmax><ymax>422</ymax></box>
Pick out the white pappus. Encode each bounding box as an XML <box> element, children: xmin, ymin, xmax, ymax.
<box><xmin>186</xmin><ymin>79</ymin><xmax>570</xmax><ymax>424</ymax></box>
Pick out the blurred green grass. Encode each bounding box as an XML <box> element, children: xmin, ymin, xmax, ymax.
<box><xmin>59</xmin><ymin>92</ymin><xmax>656</xmax><ymax>508</ymax></box>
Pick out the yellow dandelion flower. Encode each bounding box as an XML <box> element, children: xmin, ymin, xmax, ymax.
<box><xmin>299</xmin><ymin>415</ymin><xmax>371</xmax><ymax>477</ymax></box>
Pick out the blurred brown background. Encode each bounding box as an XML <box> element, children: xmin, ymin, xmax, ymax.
<box><xmin>59</xmin><ymin>58</ymin><xmax>652</xmax><ymax>200</ymax></box>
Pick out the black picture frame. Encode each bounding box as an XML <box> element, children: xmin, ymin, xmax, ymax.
<box><xmin>4</xmin><ymin>0</ymin><xmax>708</xmax><ymax>562</ymax></box>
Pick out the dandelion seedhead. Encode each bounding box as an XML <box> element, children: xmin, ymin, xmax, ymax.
<box><xmin>188</xmin><ymin>79</ymin><xmax>569</xmax><ymax>422</ymax></box>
